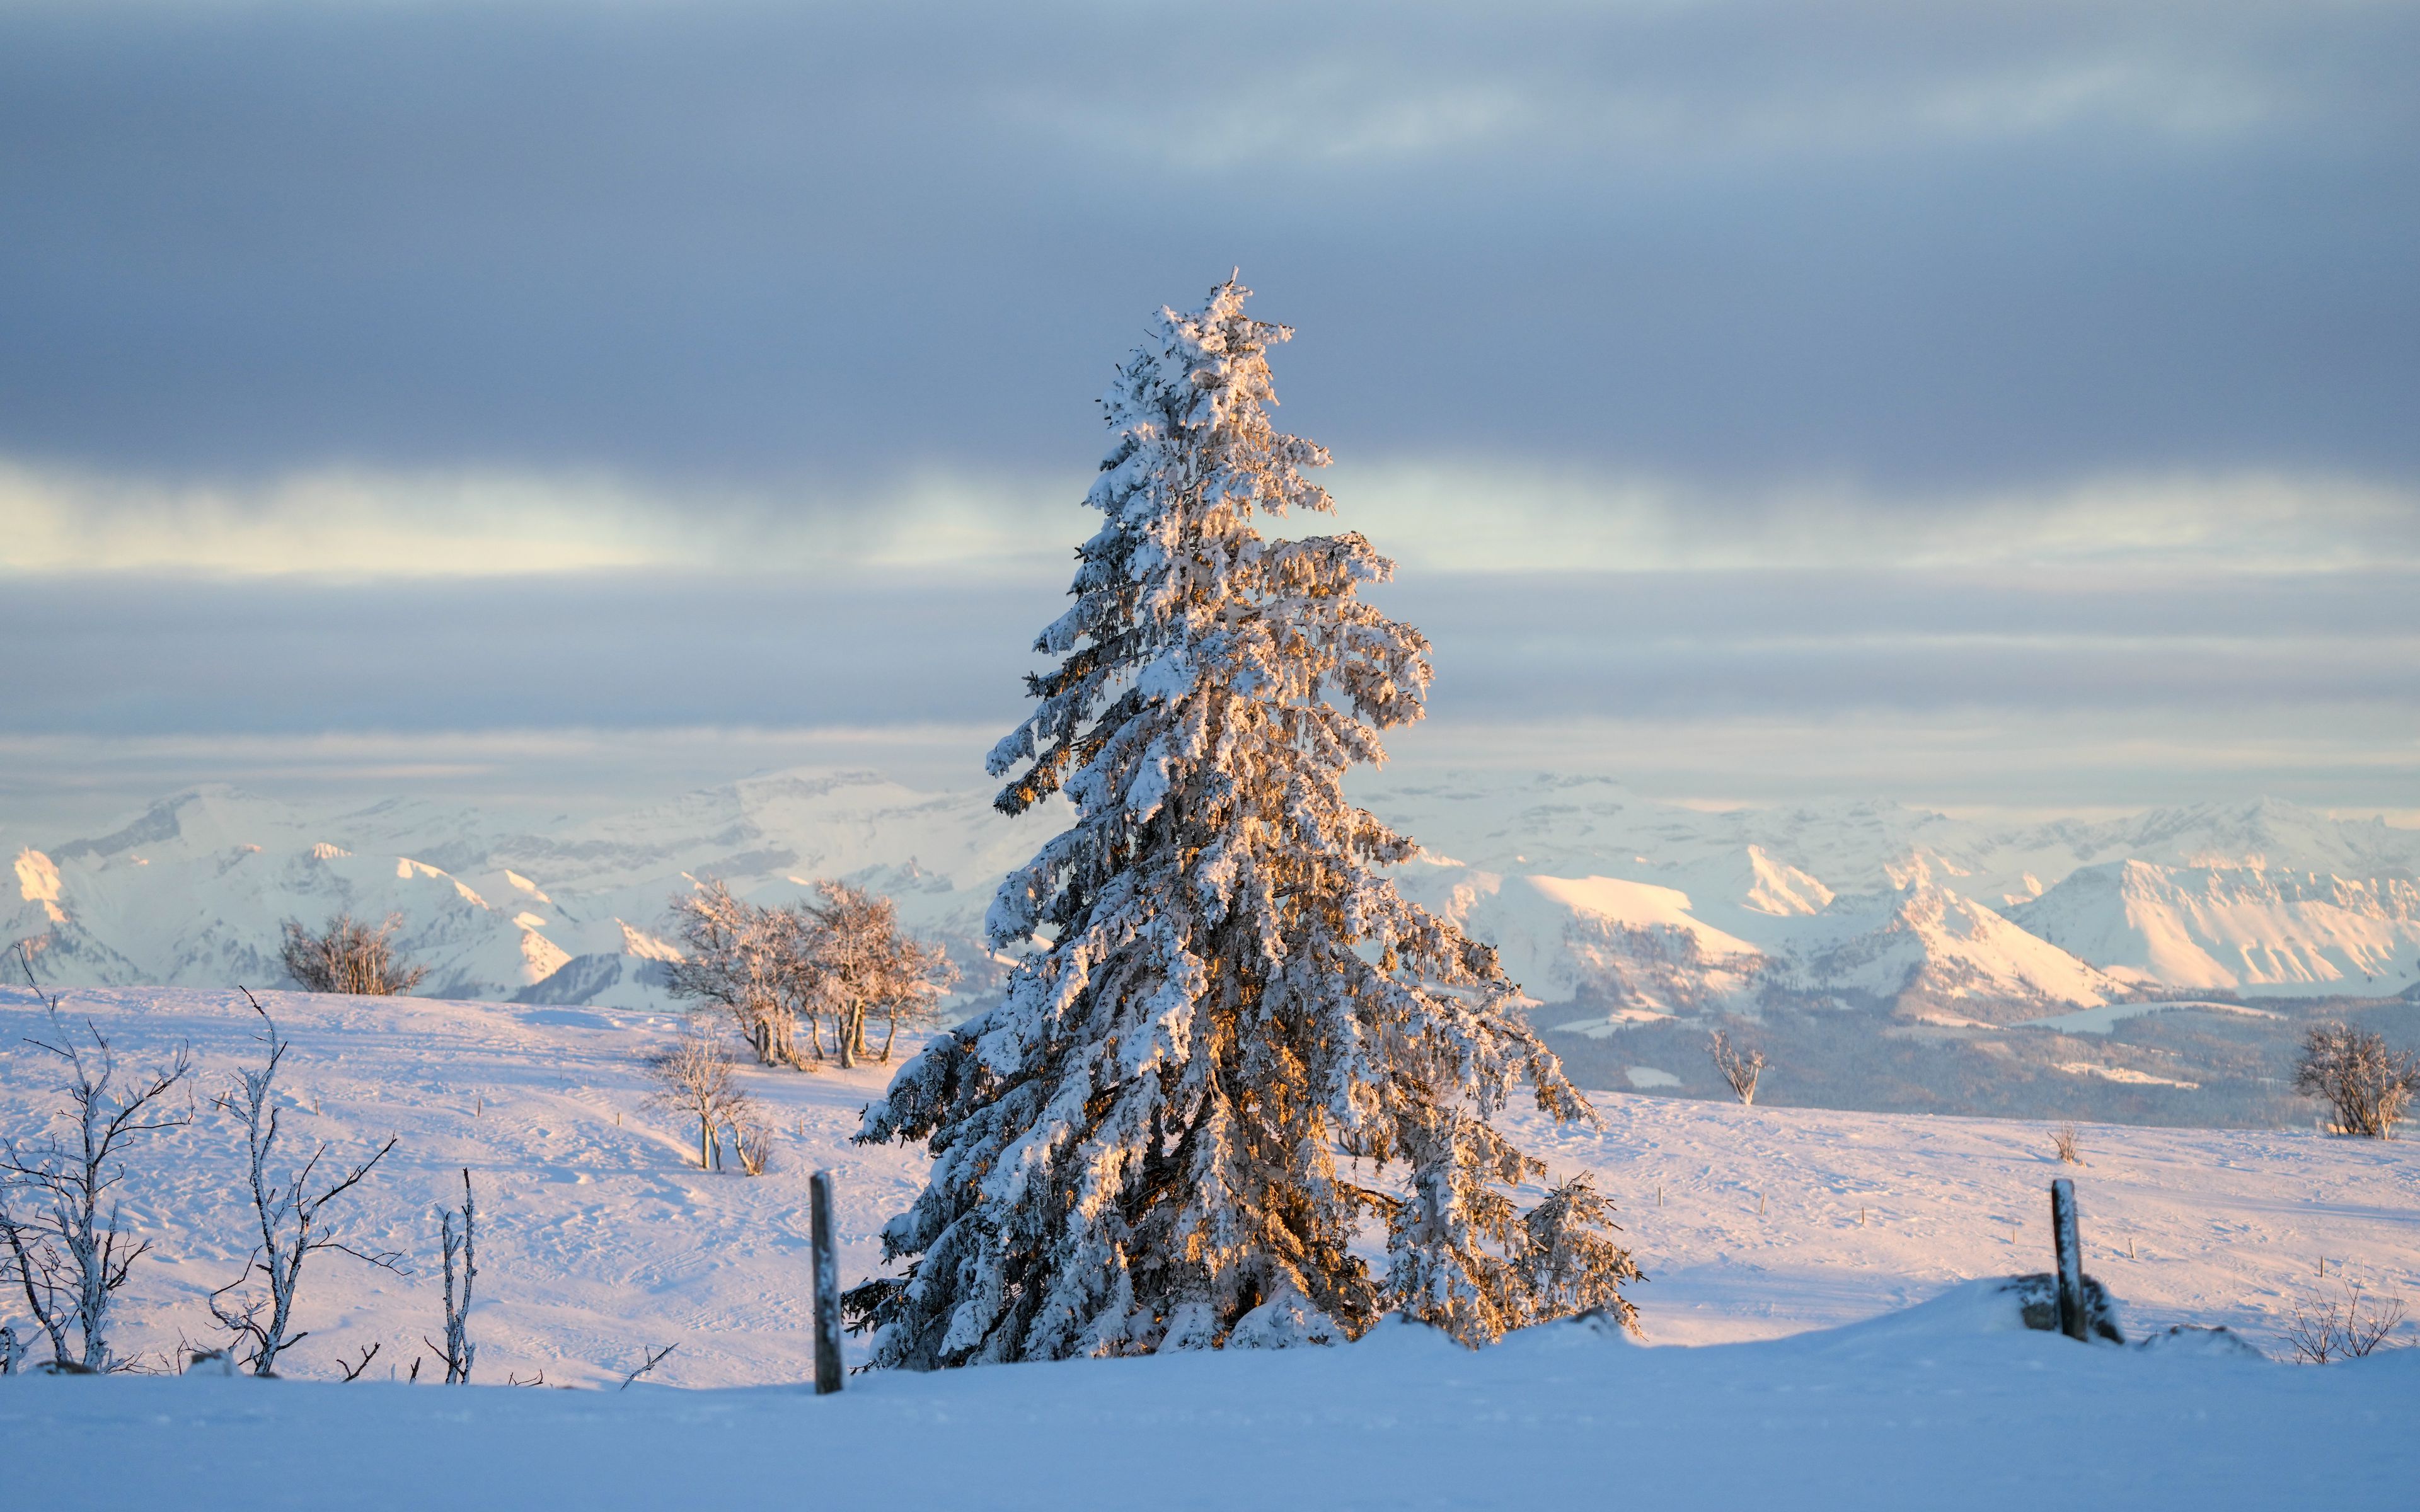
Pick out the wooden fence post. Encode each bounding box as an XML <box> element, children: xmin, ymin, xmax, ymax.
<box><xmin>2049</xmin><ymin>1177</ymin><xmax>2085</xmax><ymax>1342</ymax></box>
<box><xmin>810</xmin><ymin>1169</ymin><xmax>845</xmax><ymax>1394</ymax></box>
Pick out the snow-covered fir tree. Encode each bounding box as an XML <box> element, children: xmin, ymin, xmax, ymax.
<box><xmin>851</xmin><ymin>278</ymin><xmax>1639</xmax><ymax>1365</ymax></box>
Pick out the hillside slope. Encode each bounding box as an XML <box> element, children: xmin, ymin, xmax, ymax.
<box><xmin>1</xmin><ymin>984</ymin><xmax>2413</xmax><ymax>1389</ymax></box>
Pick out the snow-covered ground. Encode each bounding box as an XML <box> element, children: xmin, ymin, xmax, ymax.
<box><xmin>3</xmin><ymin>983</ymin><xmax>2416</xmax><ymax>1506</ymax></box>
<box><xmin>1</xmin><ymin>985</ymin><xmax>2414</xmax><ymax>1370</ymax></box>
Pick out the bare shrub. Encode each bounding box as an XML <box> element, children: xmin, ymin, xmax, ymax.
<box><xmin>2293</xmin><ymin>1022</ymin><xmax>2420</xmax><ymax>1138</ymax></box>
<box><xmin>207</xmin><ymin>990</ymin><xmax>403</xmax><ymax>1376</ymax></box>
<box><xmin>280</xmin><ymin>914</ymin><xmax>429</xmax><ymax>996</ymax></box>
<box><xmin>0</xmin><ymin>948</ymin><xmax>193</xmax><ymax>1371</ymax></box>
<box><xmin>727</xmin><ymin>1111</ymin><xmax>775</xmax><ymax>1177</ymax></box>
<box><xmin>1708</xmin><ymin>1029</ymin><xmax>1766</xmax><ymax>1106</ymax></box>
<box><xmin>2284</xmin><ymin>1280</ymin><xmax>2406</xmax><ymax>1363</ymax></box>
<box><xmin>2051</xmin><ymin>1122</ymin><xmax>2083</xmax><ymax>1164</ymax></box>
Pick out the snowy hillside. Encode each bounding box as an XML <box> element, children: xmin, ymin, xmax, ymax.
<box><xmin>4</xmin><ymin>772</ymin><xmax>1042</xmax><ymax>1011</ymax></box>
<box><xmin>1</xmin><ymin>983</ymin><xmax>2414</xmax><ymax>1376</ymax></box>
<box><xmin>1</xmin><ymin>983</ymin><xmax>2414</xmax><ymax>1511</ymax></box>
<box><xmin>2014</xmin><ymin>859</ymin><xmax>2420</xmax><ymax>996</ymax></box>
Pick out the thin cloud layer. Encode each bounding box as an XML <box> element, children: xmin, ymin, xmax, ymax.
<box><xmin>6</xmin><ymin>455</ymin><xmax>2412</xmax><ymax>578</ymax></box>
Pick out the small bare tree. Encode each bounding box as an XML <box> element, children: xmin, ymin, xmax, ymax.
<box><xmin>2051</xmin><ymin>1122</ymin><xmax>2083</xmax><ymax>1164</ymax></box>
<box><xmin>2283</xmin><ymin>1279</ymin><xmax>2407</xmax><ymax>1363</ymax></box>
<box><xmin>0</xmin><ymin>948</ymin><xmax>193</xmax><ymax>1371</ymax></box>
<box><xmin>426</xmin><ymin>1168</ymin><xmax>477</xmax><ymax>1383</ymax></box>
<box><xmin>645</xmin><ymin>1024</ymin><xmax>766</xmax><ymax>1174</ymax></box>
<box><xmin>2294</xmin><ymin>1022</ymin><xmax>2419</xmax><ymax>1138</ymax></box>
<box><xmin>801</xmin><ymin>880</ymin><xmax>959</xmax><ymax>1068</ymax></box>
<box><xmin>207</xmin><ymin>990</ymin><xmax>403</xmax><ymax>1376</ymax></box>
<box><xmin>1708</xmin><ymin>1029</ymin><xmax>1766</xmax><ymax>1106</ymax></box>
<box><xmin>280</xmin><ymin>913</ymin><xmax>429</xmax><ymax>996</ymax></box>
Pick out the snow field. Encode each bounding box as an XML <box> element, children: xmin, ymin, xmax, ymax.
<box><xmin>3</xmin><ymin>985</ymin><xmax>2417</xmax><ymax>1508</ymax></box>
<box><xmin>3</xmin><ymin>985</ymin><xmax>2414</xmax><ymax>1377</ymax></box>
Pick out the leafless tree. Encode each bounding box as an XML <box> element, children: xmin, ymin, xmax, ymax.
<box><xmin>800</xmin><ymin>880</ymin><xmax>959</xmax><ymax>1067</ymax></box>
<box><xmin>2284</xmin><ymin>1279</ymin><xmax>2407</xmax><ymax>1363</ymax></box>
<box><xmin>1708</xmin><ymin>1029</ymin><xmax>1766</xmax><ymax>1106</ymax></box>
<box><xmin>335</xmin><ymin>1341</ymin><xmax>382</xmax><ymax>1381</ymax></box>
<box><xmin>2051</xmin><ymin>1122</ymin><xmax>2083</xmax><ymax>1164</ymax></box>
<box><xmin>0</xmin><ymin>1322</ymin><xmax>23</xmax><ymax>1375</ymax></box>
<box><xmin>206</xmin><ymin>989</ymin><xmax>403</xmax><ymax>1376</ymax></box>
<box><xmin>647</xmin><ymin>1024</ymin><xmax>740</xmax><ymax>1171</ymax></box>
<box><xmin>280</xmin><ymin>913</ymin><xmax>429</xmax><ymax>996</ymax></box>
<box><xmin>0</xmin><ymin>947</ymin><xmax>192</xmax><ymax>1371</ymax></box>
<box><xmin>425</xmin><ymin>1168</ymin><xmax>477</xmax><ymax>1383</ymax></box>
<box><xmin>2294</xmin><ymin>1022</ymin><xmax>2420</xmax><ymax>1138</ymax></box>
<box><xmin>664</xmin><ymin>881</ymin><xmax>797</xmax><ymax>1066</ymax></box>
<box><xmin>665</xmin><ymin>878</ymin><xmax>958</xmax><ymax>1071</ymax></box>
<box><xmin>644</xmin><ymin>1024</ymin><xmax>769</xmax><ymax>1174</ymax></box>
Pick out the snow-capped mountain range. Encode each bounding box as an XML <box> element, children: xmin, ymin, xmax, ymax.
<box><xmin>9</xmin><ymin>771</ymin><xmax>2419</xmax><ymax>1024</ymax></box>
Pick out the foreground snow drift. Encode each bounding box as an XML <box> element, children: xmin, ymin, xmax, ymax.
<box><xmin>4</xmin><ymin>1302</ymin><xmax>2414</xmax><ymax>1511</ymax></box>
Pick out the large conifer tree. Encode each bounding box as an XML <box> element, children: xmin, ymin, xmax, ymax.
<box><xmin>851</xmin><ymin>278</ymin><xmax>1638</xmax><ymax>1365</ymax></box>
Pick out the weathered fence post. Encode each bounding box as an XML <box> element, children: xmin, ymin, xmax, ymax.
<box><xmin>810</xmin><ymin>1169</ymin><xmax>844</xmax><ymax>1394</ymax></box>
<box><xmin>2049</xmin><ymin>1177</ymin><xmax>2085</xmax><ymax>1342</ymax></box>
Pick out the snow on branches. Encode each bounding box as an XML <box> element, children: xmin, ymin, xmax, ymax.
<box><xmin>851</xmin><ymin>278</ymin><xmax>1639</xmax><ymax>1366</ymax></box>
<box><xmin>666</xmin><ymin>879</ymin><xmax>957</xmax><ymax>1071</ymax></box>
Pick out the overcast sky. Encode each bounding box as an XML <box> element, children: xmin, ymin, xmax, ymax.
<box><xmin>2</xmin><ymin>0</ymin><xmax>2414</xmax><ymax>835</ymax></box>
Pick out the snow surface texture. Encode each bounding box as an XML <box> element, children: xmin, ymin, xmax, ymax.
<box><xmin>1</xmin><ymin>985</ymin><xmax>2414</xmax><ymax>1381</ymax></box>
<box><xmin>3</xmin><ymin>985</ymin><xmax>2416</xmax><ymax>1509</ymax></box>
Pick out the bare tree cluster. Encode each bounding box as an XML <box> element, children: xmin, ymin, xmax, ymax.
<box><xmin>2294</xmin><ymin>1022</ymin><xmax>2420</xmax><ymax>1138</ymax></box>
<box><xmin>645</xmin><ymin>1024</ymin><xmax>770</xmax><ymax>1174</ymax></box>
<box><xmin>1709</xmin><ymin>1030</ymin><xmax>1766</xmax><ymax>1106</ymax></box>
<box><xmin>2283</xmin><ymin>1279</ymin><xmax>2407</xmax><ymax>1363</ymax></box>
<box><xmin>280</xmin><ymin>913</ymin><xmax>429</xmax><ymax>996</ymax></box>
<box><xmin>664</xmin><ymin>878</ymin><xmax>957</xmax><ymax>1071</ymax></box>
<box><xmin>2051</xmin><ymin>1122</ymin><xmax>2083</xmax><ymax>1165</ymax></box>
<box><xmin>1</xmin><ymin>951</ymin><xmax>193</xmax><ymax>1372</ymax></box>
<box><xmin>206</xmin><ymin>990</ymin><xmax>401</xmax><ymax>1376</ymax></box>
<box><xmin>0</xmin><ymin>953</ymin><xmax>488</xmax><ymax>1381</ymax></box>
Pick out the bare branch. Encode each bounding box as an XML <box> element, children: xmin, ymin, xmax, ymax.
<box><xmin>618</xmin><ymin>1342</ymin><xmax>676</xmax><ymax>1389</ymax></box>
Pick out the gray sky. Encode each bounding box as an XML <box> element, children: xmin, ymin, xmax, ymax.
<box><xmin>2</xmin><ymin>0</ymin><xmax>2414</xmax><ymax>835</ymax></box>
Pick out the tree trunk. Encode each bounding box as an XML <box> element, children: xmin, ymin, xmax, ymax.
<box><xmin>699</xmin><ymin>1114</ymin><xmax>712</xmax><ymax>1172</ymax></box>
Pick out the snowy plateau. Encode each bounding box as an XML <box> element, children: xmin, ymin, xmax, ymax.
<box><xmin>10</xmin><ymin>769</ymin><xmax>2420</xmax><ymax>1125</ymax></box>
<box><xmin>0</xmin><ymin>983</ymin><xmax>2414</xmax><ymax>1509</ymax></box>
